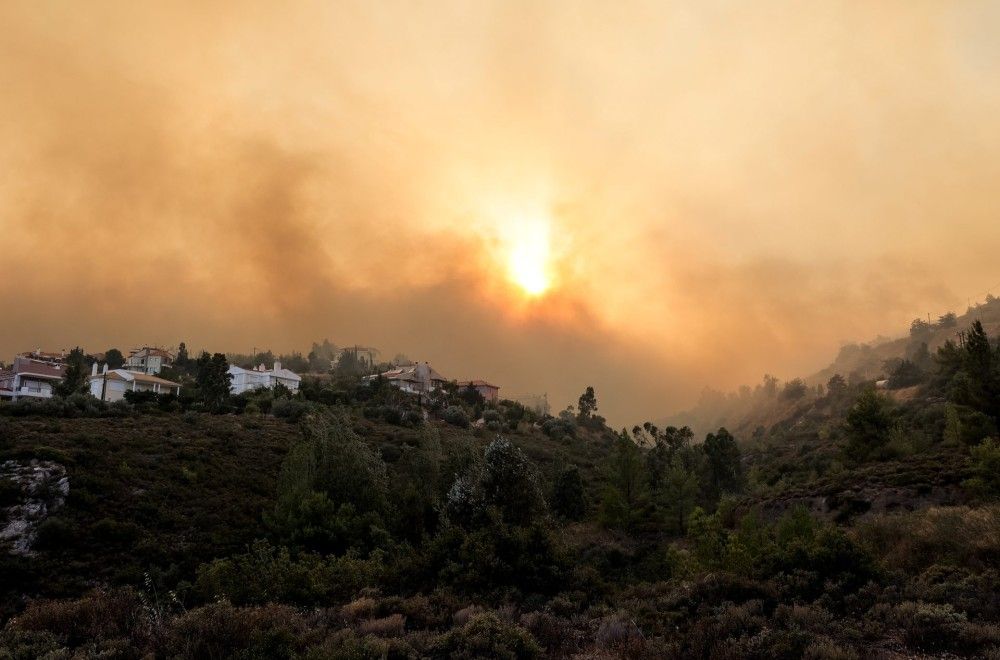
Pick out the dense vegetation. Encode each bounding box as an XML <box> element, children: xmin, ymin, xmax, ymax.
<box><xmin>1</xmin><ymin>317</ymin><xmax>1000</xmax><ymax>657</ymax></box>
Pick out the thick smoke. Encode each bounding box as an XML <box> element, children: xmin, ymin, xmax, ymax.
<box><xmin>1</xmin><ymin>1</ymin><xmax>999</xmax><ymax>423</ymax></box>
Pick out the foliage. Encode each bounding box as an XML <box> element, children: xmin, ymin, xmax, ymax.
<box><xmin>443</xmin><ymin>405</ymin><xmax>470</xmax><ymax>428</ymax></box>
<box><xmin>843</xmin><ymin>388</ymin><xmax>893</xmax><ymax>461</ymax></box>
<box><xmin>195</xmin><ymin>352</ymin><xmax>232</xmax><ymax>411</ymax></box>
<box><xmin>431</xmin><ymin>613</ymin><xmax>540</xmax><ymax>659</ymax></box>
<box><xmin>268</xmin><ymin>413</ymin><xmax>389</xmax><ymax>554</ymax></box>
<box><xmin>551</xmin><ymin>466</ymin><xmax>587</xmax><ymax>520</ymax></box>
<box><xmin>195</xmin><ymin>540</ymin><xmax>380</xmax><ymax>605</ymax></box>
<box><xmin>444</xmin><ymin>436</ymin><xmax>547</xmax><ymax>529</ymax></box>
<box><xmin>54</xmin><ymin>347</ymin><xmax>88</xmax><ymax>397</ymax></box>
<box><xmin>103</xmin><ymin>348</ymin><xmax>125</xmax><ymax>369</ymax></box>
<box><xmin>964</xmin><ymin>438</ymin><xmax>1000</xmax><ymax>496</ymax></box>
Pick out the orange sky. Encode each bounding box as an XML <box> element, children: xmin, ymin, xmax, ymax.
<box><xmin>2</xmin><ymin>1</ymin><xmax>999</xmax><ymax>424</ymax></box>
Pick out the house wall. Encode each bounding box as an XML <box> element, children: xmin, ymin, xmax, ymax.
<box><xmin>14</xmin><ymin>376</ymin><xmax>55</xmax><ymax>399</ymax></box>
<box><xmin>89</xmin><ymin>378</ymin><xmax>128</xmax><ymax>402</ymax></box>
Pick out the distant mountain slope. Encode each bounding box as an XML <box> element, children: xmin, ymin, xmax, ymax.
<box><xmin>666</xmin><ymin>295</ymin><xmax>1000</xmax><ymax>439</ymax></box>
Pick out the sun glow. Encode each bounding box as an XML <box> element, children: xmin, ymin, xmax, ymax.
<box><xmin>505</xmin><ymin>217</ymin><xmax>552</xmax><ymax>297</ymax></box>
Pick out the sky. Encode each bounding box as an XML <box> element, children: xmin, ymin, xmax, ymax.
<box><xmin>2</xmin><ymin>1</ymin><xmax>999</xmax><ymax>425</ymax></box>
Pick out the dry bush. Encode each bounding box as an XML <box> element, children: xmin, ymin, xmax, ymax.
<box><xmin>802</xmin><ymin>638</ymin><xmax>860</xmax><ymax>660</ymax></box>
<box><xmin>432</xmin><ymin>613</ymin><xmax>541</xmax><ymax>659</ymax></box>
<box><xmin>340</xmin><ymin>596</ymin><xmax>378</xmax><ymax>620</ymax></box>
<box><xmin>892</xmin><ymin>600</ymin><xmax>1000</xmax><ymax>654</ymax></box>
<box><xmin>521</xmin><ymin>610</ymin><xmax>578</xmax><ymax>654</ymax></box>
<box><xmin>357</xmin><ymin>613</ymin><xmax>406</xmax><ymax>637</ymax></box>
<box><xmin>9</xmin><ymin>588</ymin><xmax>150</xmax><ymax>649</ymax></box>
<box><xmin>594</xmin><ymin>614</ymin><xmax>644</xmax><ymax>651</ymax></box>
<box><xmin>165</xmin><ymin>602</ymin><xmax>308</xmax><ymax>659</ymax></box>
<box><xmin>452</xmin><ymin>604</ymin><xmax>484</xmax><ymax>626</ymax></box>
<box><xmin>853</xmin><ymin>506</ymin><xmax>1000</xmax><ymax>573</ymax></box>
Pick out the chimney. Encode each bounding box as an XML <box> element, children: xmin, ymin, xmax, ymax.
<box><xmin>102</xmin><ymin>364</ymin><xmax>108</xmax><ymax>374</ymax></box>
<box><xmin>274</xmin><ymin>361</ymin><xmax>281</xmax><ymax>372</ymax></box>
<box><xmin>91</xmin><ymin>362</ymin><xmax>98</xmax><ymax>377</ymax></box>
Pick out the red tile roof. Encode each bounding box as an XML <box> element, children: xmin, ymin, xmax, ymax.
<box><xmin>13</xmin><ymin>358</ymin><xmax>65</xmax><ymax>379</ymax></box>
<box><xmin>457</xmin><ymin>380</ymin><xmax>499</xmax><ymax>389</ymax></box>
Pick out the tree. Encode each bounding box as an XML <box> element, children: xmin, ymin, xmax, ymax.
<box><xmin>175</xmin><ymin>342</ymin><xmax>190</xmax><ymax>367</ymax></box>
<box><xmin>826</xmin><ymin>373</ymin><xmax>847</xmax><ymax>398</ymax></box>
<box><xmin>887</xmin><ymin>359</ymin><xmax>924</xmax><ymax>388</ymax></box>
<box><xmin>781</xmin><ymin>379</ymin><xmax>807</xmax><ymax>400</ymax></box>
<box><xmin>762</xmin><ymin>374</ymin><xmax>779</xmax><ymax>398</ymax></box>
<box><xmin>577</xmin><ymin>386</ymin><xmax>597</xmax><ymax>421</ymax></box>
<box><xmin>910</xmin><ymin>318</ymin><xmax>932</xmax><ymax>338</ymax></box>
<box><xmin>844</xmin><ymin>388</ymin><xmax>893</xmax><ymax>461</ymax></box>
<box><xmin>279</xmin><ymin>352</ymin><xmax>309</xmax><ymax>374</ymax></box>
<box><xmin>599</xmin><ymin>432</ymin><xmax>645</xmax><ymax>529</ymax></box>
<box><xmin>195</xmin><ymin>352</ymin><xmax>232</xmax><ymax>410</ymax></box>
<box><xmin>661</xmin><ymin>463</ymin><xmax>700</xmax><ymax>532</ymax></box>
<box><xmin>104</xmin><ymin>348</ymin><xmax>124</xmax><ymax>369</ymax></box>
<box><xmin>269</xmin><ymin>413</ymin><xmax>389</xmax><ymax>553</ymax></box>
<box><xmin>332</xmin><ymin>349</ymin><xmax>366</xmax><ymax>382</ymax></box>
<box><xmin>443</xmin><ymin>436</ymin><xmax>547</xmax><ymax>529</ymax></box>
<box><xmin>963</xmin><ymin>438</ymin><xmax>1000</xmax><ymax>497</ymax></box>
<box><xmin>308</xmin><ymin>339</ymin><xmax>337</xmax><ymax>372</ymax></box>
<box><xmin>551</xmin><ymin>466</ymin><xmax>587</xmax><ymax>521</ymax></box>
<box><xmin>703</xmin><ymin>427</ymin><xmax>743</xmax><ymax>499</ymax></box>
<box><xmin>55</xmin><ymin>347</ymin><xmax>88</xmax><ymax>397</ymax></box>
<box><xmin>938</xmin><ymin>312</ymin><xmax>958</xmax><ymax>328</ymax></box>
<box><xmin>478</xmin><ymin>437</ymin><xmax>547</xmax><ymax>527</ymax></box>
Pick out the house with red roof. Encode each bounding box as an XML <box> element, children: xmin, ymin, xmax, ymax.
<box><xmin>456</xmin><ymin>379</ymin><xmax>500</xmax><ymax>403</ymax></box>
<box><xmin>0</xmin><ymin>356</ymin><xmax>67</xmax><ymax>401</ymax></box>
<box><xmin>124</xmin><ymin>347</ymin><xmax>174</xmax><ymax>375</ymax></box>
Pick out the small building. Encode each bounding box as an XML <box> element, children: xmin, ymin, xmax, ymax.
<box><xmin>88</xmin><ymin>365</ymin><xmax>181</xmax><ymax>402</ymax></box>
<box><xmin>0</xmin><ymin>356</ymin><xmax>66</xmax><ymax>401</ymax></box>
<box><xmin>369</xmin><ymin>362</ymin><xmax>448</xmax><ymax>395</ymax></box>
<box><xmin>456</xmin><ymin>379</ymin><xmax>501</xmax><ymax>403</ymax></box>
<box><xmin>124</xmin><ymin>347</ymin><xmax>174</xmax><ymax>375</ymax></box>
<box><xmin>228</xmin><ymin>362</ymin><xmax>301</xmax><ymax>395</ymax></box>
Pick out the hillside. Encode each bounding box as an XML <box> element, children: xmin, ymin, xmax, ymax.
<box><xmin>1</xmin><ymin>340</ymin><xmax>999</xmax><ymax>658</ymax></box>
<box><xmin>668</xmin><ymin>295</ymin><xmax>1000</xmax><ymax>440</ymax></box>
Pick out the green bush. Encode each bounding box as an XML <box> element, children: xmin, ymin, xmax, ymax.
<box><xmin>443</xmin><ymin>406</ymin><xmax>470</xmax><ymax>428</ymax></box>
<box><xmin>431</xmin><ymin>613</ymin><xmax>540</xmax><ymax>659</ymax></box>
<box><xmin>195</xmin><ymin>540</ymin><xmax>381</xmax><ymax>605</ymax></box>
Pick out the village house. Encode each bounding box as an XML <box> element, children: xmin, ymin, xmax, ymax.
<box><xmin>368</xmin><ymin>362</ymin><xmax>449</xmax><ymax>395</ymax></box>
<box><xmin>124</xmin><ymin>347</ymin><xmax>174</xmax><ymax>375</ymax></box>
<box><xmin>87</xmin><ymin>364</ymin><xmax>181</xmax><ymax>402</ymax></box>
<box><xmin>456</xmin><ymin>379</ymin><xmax>501</xmax><ymax>403</ymax></box>
<box><xmin>0</xmin><ymin>355</ymin><xmax>66</xmax><ymax>401</ymax></box>
<box><xmin>228</xmin><ymin>362</ymin><xmax>302</xmax><ymax>395</ymax></box>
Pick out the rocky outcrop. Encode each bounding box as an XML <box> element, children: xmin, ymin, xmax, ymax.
<box><xmin>0</xmin><ymin>459</ymin><xmax>69</xmax><ymax>556</ymax></box>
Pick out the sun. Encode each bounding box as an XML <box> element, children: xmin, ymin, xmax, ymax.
<box><xmin>506</xmin><ymin>219</ymin><xmax>552</xmax><ymax>296</ymax></box>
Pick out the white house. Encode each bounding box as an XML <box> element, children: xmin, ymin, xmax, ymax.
<box><xmin>0</xmin><ymin>356</ymin><xmax>66</xmax><ymax>401</ymax></box>
<box><xmin>367</xmin><ymin>362</ymin><xmax>448</xmax><ymax>395</ymax></box>
<box><xmin>88</xmin><ymin>365</ymin><xmax>181</xmax><ymax>402</ymax></box>
<box><xmin>124</xmin><ymin>347</ymin><xmax>174</xmax><ymax>375</ymax></box>
<box><xmin>228</xmin><ymin>362</ymin><xmax>301</xmax><ymax>395</ymax></box>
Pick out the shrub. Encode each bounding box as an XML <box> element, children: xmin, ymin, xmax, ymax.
<box><xmin>965</xmin><ymin>438</ymin><xmax>1000</xmax><ymax>496</ymax></box>
<box><xmin>595</xmin><ymin>614</ymin><xmax>643</xmax><ymax>651</ymax></box>
<box><xmin>894</xmin><ymin>601</ymin><xmax>971</xmax><ymax>653</ymax></box>
<box><xmin>432</xmin><ymin>613</ymin><xmax>540</xmax><ymax>659</ymax></box>
<box><xmin>357</xmin><ymin>614</ymin><xmax>405</xmax><ymax>637</ymax></box>
<box><xmin>164</xmin><ymin>602</ymin><xmax>307</xmax><ymax>659</ymax></box>
<box><xmin>195</xmin><ymin>540</ymin><xmax>381</xmax><ymax>606</ymax></box>
<box><xmin>8</xmin><ymin>588</ymin><xmax>148</xmax><ymax>648</ymax></box>
<box><xmin>33</xmin><ymin>517</ymin><xmax>74</xmax><ymax>550</ymax></box>
<box><xmin>443</xmin><ymin>406</ymin><xmax>470</xmax><ymax>428</ymax></box>
<box><xmin>272</xmin><ymin>398</ymin><xmax>310</xmax><ymax>422</ymax></box>
<box><xmin>0</xmin><ymin>477</ymin><xmax>21</xmax><ymax>508</ymax></box>
<box><xmin>551</xmin><ymin>466</ymin><xmax>587</xmax><ymax>521</ymax></box>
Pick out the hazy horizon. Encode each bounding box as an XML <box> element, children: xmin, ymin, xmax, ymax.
<box><xmin>3</xmin><ymin>1</ymin><xmax>1000</xmax><ymax>425</ymax></box>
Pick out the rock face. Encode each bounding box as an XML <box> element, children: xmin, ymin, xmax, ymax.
<box><xmin>0</xmin><ymin>460</ymin><xmax>69</xmax><ymax>556</ymax></box>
